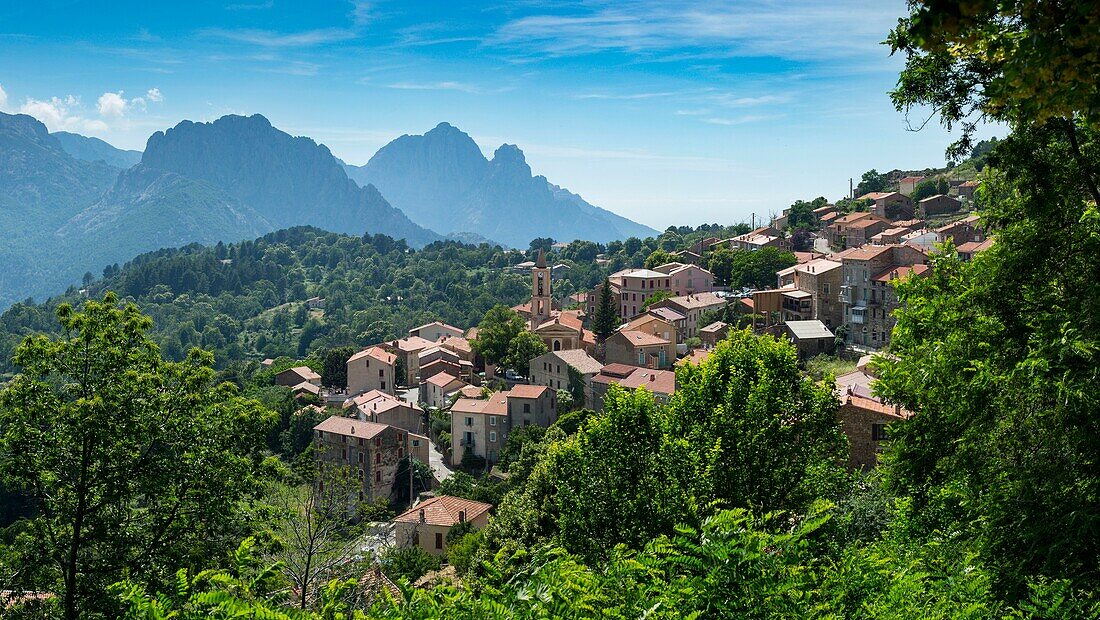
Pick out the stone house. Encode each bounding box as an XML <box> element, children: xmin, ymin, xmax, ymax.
<box><xmin>408</xmin><ymin>321</ymin><xmax>464</xmax><ymax>343</ymax></box>
<box><xmin>450</xmin><ymin>386</ymin><xmax>557</xmax><ymax>466</ymax></box>
<box><xmin>898</xmin><ymin>176</ymin><xmax>925</xmax><ymax>196</ymax></box>
<box><xmin>312</xmin><ymin>417</ymin><xmax>411</xmax><ymax>503</ymax></box>
<box><xmin>590</xmin><ymin>364</ymin><xmax>676</xmax><ymax>410</ymax></box>
<box><xmin>384</xmin><ymin>336</ymin><xmax>436</xmax><ymax>386</ymax></box>
<box><xmin>647</xmin><ymin>292</ymin><xmax>726</xmax><ymax>340</ymax></box>
<box><xmin>276</xmin><ymin>366</ymin><xmax>321</xmax><ymax>388</ymax></box>
<box><xmin>836</xmin><ymin>244</ymin><xmax>929</xmax><ymax>348</ymax></box>
<box><xmin>860</xmin><ymin>192</ymin><xmax>913</xmax><ymax>219</ymax></box>
<box><xmin>345</xmin><ymin>389</ymin><xmax>425</xmax><ymax>435</ymax></box>
<box><xmin>423</xmin><ymin>371</ymin><xmax>468</xmax><ymax>410</ymax></box>
<box><xmin>347</xmin><ymin>347</ymin><xmax>396</xmax><ymax>396</ymax></box>
<box><xmin>782</xmin><ymin>258</ymin><xmax>843</xmax><ymax>329</ymax></box>
<box><xmin>699</xmin><ymin>321</ymin><xmax>729</xmax><ymax>348</ymax></box>
<box><xmin>528</xmin><ymin>349</ymin><xmax>604</xmax><ymax>409</ymax></box>
<box><xmin>393</xmin><ymin>495</ymin><xmax>492</xmax><ymax>557</ymax></box>
<box><xmin>837</xmin><ymin>392</ymin><xmax>910</xmax><ymax>470</ymax></box>
<box><xmin>917</xmin><ymin>194</ymin><xmax>962</xmax><ymax>218</ymax></box>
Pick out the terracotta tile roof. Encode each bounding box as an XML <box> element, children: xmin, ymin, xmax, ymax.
<box><xmin>393</xmin><ymin>495</ymin><xmax>492</xmax><ymax>526</ymax></box>
<box><xmin>833</xmin><ymin>212</ymin><xmax>874</xmax><ymax>225</ymax></box>
<box><xmin>793</xmin><ymin>251</ymin><xmax>825</xmax><ymax>264</ymax></box>
<box><xmin>739</xmin><ymin>297</ymin><xmax>754</xmax><ymax>310</ymax></box>
<box><xmin>452</xmin><ymin>393</ymin><xmax>508</xmax><ymax>416</ymax></box>
<box><xmin>657</xmin><ymin>292</ymin><xmax>725</xmax><ymax>310</ymax></box>
<box><xmin>282</xmin><ymin>366</ymin><xmax>321</xmax><ymax>381</ymax></box>
<box><xmin>345</xmin><ymin>390</ymin><xmax>420</xmax><ymax>414</ymax></box>
<box><xmin>426</xmin><ymin>371</ymin><xmax>463</xmax><ymax>388</ymax></box>
<box><xmin>849</xmin><ymin>216</ymin><xmax>889</xmax><ymax>229</ymax></box>
<box><xmin>957</xmin><ymin>238</ymin><xmax>994</xmax><ymax>253</ymax></box>
<box><xmin>551</xmin><ymin>349</ymin><xmax>604</xmax><ymax>375</ymax></box>
<box><xmin>899</xmin><ymin>175</ymin><xmax>924</xmax><ymax>183</ymax></box>
<box><xmin>597</xmin><ymin>366</ymin><xmax>676</xmax><ymax>395</ymax></box>
<box><xmin>700</xmin><ymin>321</ymin><xmax>728</xmax><ymax>333</ymax></box>
<box><xmin>389</xmin><ymin>336</ymin><xmax>436</xmax><ymax>353</ymax></box>
<box><xmin>349</xmin><ymin>346</ymin><xmax>396</xmax><ymax>365</ymax></box>
<box><xmin>679</xmin><ymin>349</ymin><xmax>710</xmax><ymax>366</ymax></box>
<box><xmin>458</xmin><ymin>385</ymin><xmax>485</xmax><ymax>398</ymax></box>
<box><xmin>794</xmin><ymin>258</ymin><xmax>842</xmax><ymax>274</ymax></box>
<box><xmin>508</xmin><ymin>384</ymin><xmax>550</xmax><ymax>399</ymax></box>
<box><xmin>438</xmin><ymin>336</ymin><xmax>472</xmax><ymax>354</ymax></box>
<box><xmin>410</xmin><ymin>321</ymin><xmax>462</xmax><ymax>335</ymax></box>
<box><xmin>649</xmin><ymin>306</ymin><xmax>686</xmax><ymax>322</ymax></box>
<box><xmin>314</xmin><ymin>415</ymin><xmax>390</xmax><ymax>438</ymax></box>
<box><xmin>873</xmin><ymin>263</ymin><xmax>929</xmax><ymax>282</ymax></box>
<box><xmin>819</xmin><ymin>211</ymin><xmax>839</xmax><ymax>223</ymax></box>
<box><xmin>618</xmin><ymin>330</ymin><xmax>669</xmax><ymax>346</ymax></box>
<box><xmin>841</xmin><ymin>393</ymin><xmax>912</xmax><ymax>420</ymax></box>
<box><xmin>291</xmin><ymin>381</ymin><xmax>321</xmax><ymax>395</ymax></box>
<box><xmin>833</xmin><ymin>244</ymin><xmax>895</xmax><ymax>261</ymax></box>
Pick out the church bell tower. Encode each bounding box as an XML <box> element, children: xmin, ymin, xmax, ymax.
<box><xmin>530</xmin><ymin>249</ymin><xmax>551</xmax><ymax>329</ymax></box>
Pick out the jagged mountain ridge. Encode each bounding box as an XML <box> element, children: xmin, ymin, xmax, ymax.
<box><xmin>52</xmin><ymin>131</ymin><xmax>142</xmax><ymax>168</ymax></box>
<box><xmin>343</xmin><ymin>122</ymin><xmax>658</xmax><ymax>246</ymax></box>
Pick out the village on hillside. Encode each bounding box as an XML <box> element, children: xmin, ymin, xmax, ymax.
<box><xmin>281</xmin><ymin>171</ymin><xmax>990</xmax><ymax>566</ymax></box>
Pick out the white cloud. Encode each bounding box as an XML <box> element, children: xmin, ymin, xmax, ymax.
<box><xmin>97</xmin><ymin>91</ymin><xmax>129</xmax><ymax>117</ymax></box>
<box><xmin>201</xmin><ymin>27</ymin><xmax>359</xmax><ymax>47</ymax></box>
<box><xmin>19</xmin><ymin>95</ymin><xmax>108</xmax><ymax>134</ymax></box>
<box><xmin>146</xmin><ymin>87</ymin><xmax>163</xmax><ymax>102</ymax></box>
<box><xmin>490</xmin><ymin>0</ymin><xmax>900</xmax><ymax>64</ymax></box>
<box><xmin>386</xmin><ymin>81</ymin><xmax>497</xmax><ymax>94</ymax></box>
<box><xmin>0</xmin><ymin>83</ymin><xmax>7</xmax><ymax>110</ymax></box>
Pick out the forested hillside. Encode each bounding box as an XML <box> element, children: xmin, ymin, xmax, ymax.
<box><xmin>0</xmin><ymin>228</ymin><xmax>533</xmax><ymax>375</ymax></box>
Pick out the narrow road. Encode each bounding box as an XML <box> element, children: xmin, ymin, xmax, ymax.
<box><xmin>396</xmin><ymin>385</ymin><xmax>453</xmax><ymax>482</ymax></box>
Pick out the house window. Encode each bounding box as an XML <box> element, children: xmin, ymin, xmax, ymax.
<box><xmin>358</xmin><ymin>438</ymin><xmax>364</xmax><ymax>446</ymax></box>
<box><xmin>413</xmin><ymin>531</ymin><xmax>420</xmax><ymax>545</ymax></box>
<box><xmin>490</xmin><ymin>431</ymin><xmax>497</xmax><ymax>442</ymax></box>
<box><xmin>638</xmin><ymin>352</ymin><xmax>645</xmax><ymax>365</ymax></box>
<box><xmin>375</xmin><ymin>470</ymin><xmax>381</xmax><ymax>482</ymax></box>
<box><xmin>358</xmin><ymin>453</ymin><xmax>364</xmax><ymax>463</ymax></box>
<box><xmin>465</xmin><ymin>417</ymin><xmax>473</xmax><ymax>426</ymax></box>
<box><xmin>374</xmin><ymin>438</ymin><xmax>381</xmax><ymax>447</ymax></box>
<box><xmin>490</xmin><ymin>417</ymin><xmax>496</xmax><ymax>426</ymax></box>
<box><xmin>341</xmin><ymin>449</ymin><xmax>347</xmax><ymax>460</ymax></box>
<box><xmin>872</xmin><ymin>424</ymin><xmax>889</xmax><ymax>441</ymax></box>
<box><xmin>523</xmin><ymin>403</ymin><xmax>530</xmax><ymax>413</ymax></box>
<box><xmin>381</xmin><ymin>381</ymin><xmax>387</xmax><ymax>391</ymax></box>
<box><xmin>398</xmin><ymin>448</ymin><xmax>404</xmax><ymax>458</ymax></box>
<box><xmin>375</xmin><ymin>453</ymin><xmax>381</xmax><ymax>464</ymax></box>
<box><xmin>412</xmin><ymin>439</ymin><xmax>421</xmax><ymax>447</ymax></box>
<box><xmin>435</xmin><ymin>533</ymin><xmax>444</xmax><ymax>549</ymax></box>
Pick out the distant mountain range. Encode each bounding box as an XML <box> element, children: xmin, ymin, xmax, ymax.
<box><xmin>0</xmin><ymin>112</ymin><xmax>655</xmax><ymax>308</ymax></box>
<box><xmin>344</xmin><ymin>122</ymin><xmax>657</xmax><ymax>246</ymax></box>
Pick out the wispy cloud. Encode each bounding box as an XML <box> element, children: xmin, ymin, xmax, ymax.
<box><xmin>572</xmin><ymin>91</ymin><xmax>681</xmax><ymax>101</ymax></box>
<box><xmin>704</xmin><ymin>114</ymin><xmax>781</xmax><ymax>126</ymax></box>
<box><xmin>386</xmin><ymin>81</ymin><xmax>506</xmax><ymax>94</ymax></box>
<box><xmin>225</xmin><ymin>0</ymin><xmax>274</xmax><ymax>9</ymax></box>
<box><xmin>675</xmin><ymin>108</ymin><xmax>711</xmax><ymax>116</ymax></box>
<box><xmin>489</xmin><ymin>0</ymin><xmax>898</xmax><ymax>64</ymax></box>
<box><xmin>200</xmin><ymin>27</ymin><xmax>359</xmax><ymax>47</ymax></box>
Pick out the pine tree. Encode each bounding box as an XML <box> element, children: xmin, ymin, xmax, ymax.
<box><xmin>592</xmin><ymin>279</ymin><xmax>618</xmax><ymax>342</ymax></box>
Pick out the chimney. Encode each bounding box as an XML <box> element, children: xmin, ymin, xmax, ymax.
<box><xmin>419</xmin><ymin>509</ymin><xmax>426</xmax><ymax>524</ymax></box>
<box><xmin>649</xmin><ymin>373</ymin><xmax>655</xmax><ymax>382</ymax></box>
<box><xmin>458</xmin><ymin>510</ymin><xmax>466</xmax><ymax>523</ymax></box>
<box><xmin>351</xmin><ymin>426</ymin><xmax>355</xmax><ymax>434</ymax></box>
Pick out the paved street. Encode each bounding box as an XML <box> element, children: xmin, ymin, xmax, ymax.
<box><xmin>396</xmin><ymin>385</ymin><xmax>453</xmax><ymax>482</ymax></box>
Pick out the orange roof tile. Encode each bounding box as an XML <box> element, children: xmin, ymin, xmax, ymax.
<box><xmin>393</xmin><ymin>495</ymin><xmax>492</xmax><ymax>526</ymax></box>
<box><xmin>508</xmin><ymin>384</ymin><xmax>550</xmax><ymax>399</ymax></box>
<box><xmin>314</xmin><ymin>416</ymin><xmax>390</xmax><ymax>438</ymax></box>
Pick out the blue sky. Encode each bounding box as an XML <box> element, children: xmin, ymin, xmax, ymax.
<box><xmin>0</xmin><ymin>0</ymin><xmax>995</xmax><ymax>229</ymax></box>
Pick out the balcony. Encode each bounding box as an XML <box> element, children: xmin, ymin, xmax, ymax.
<box><xmin>850</xmin><ymin>307</ymin><xmax>867</xmax><ymax>325</ymax></box>
<box><xmin>838</xmin><ymin>286</ymin><xmax>852</xmax><ymax>304</ymax></box>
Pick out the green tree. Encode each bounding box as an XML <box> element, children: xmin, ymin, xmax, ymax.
<box><xmin>643</xmin><ymin>249</ymin><xmax>673</xmax><ymax>269</ymax></box>
<box><xmin>592</xmin><ymin>279</ymin><xmax>619</xmax><ymax>342</ymax></box>
<box><xmin>641</xmin><ymin>289</ymin><xmax>674</xmax><ymax>309</ymax></box>
<box><xmin>503</xmin><ymin>330</ymin><xmax>549</xmax><ymax>376</ymax></box>
<box><xmin>318</xmin><ymin>345</ymin><xmax>356</xmax><ymax>388</ymax></box>
<box><xmin>786</xmin><ymin>198</ymin><xmax>825</xmax><ymax>230</ymax></box>
<box><xmin>855</xmin><ymin>169</ymin><xmax>887</xmax><ymax>195</ymax></box>
<box><xmin>0</xmin><ymin>295</ymin><xmax>271</xmax><ymax>620</ymax></box>
<box><xmin>471</xmin><ymin>305</ymin><xmax>525</xmax><ymax>367</ymax></box>
<box><xmin>724</xmin><ymin>247</ymin><xmax>798</xmax><ymax>290</ymax></box>
<box><xmin>910</xmin><ymin>179</ymin><xmax>938</xmax><ymax>201</ymax></box>
<box><xmin>672</xmin><ymin>329</ymin><xmax>848</xmax><ymax>512</ymax></box>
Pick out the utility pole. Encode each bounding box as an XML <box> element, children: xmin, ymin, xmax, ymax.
<box><xmin>408</xmin><ymin>432</ymin><xmax>414</xmax><ymax>504</ymax></box>
<box><xmin>849</xmin><ymin>178</ymin><xmax>854</xmax><ymax>200</ymax></box>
